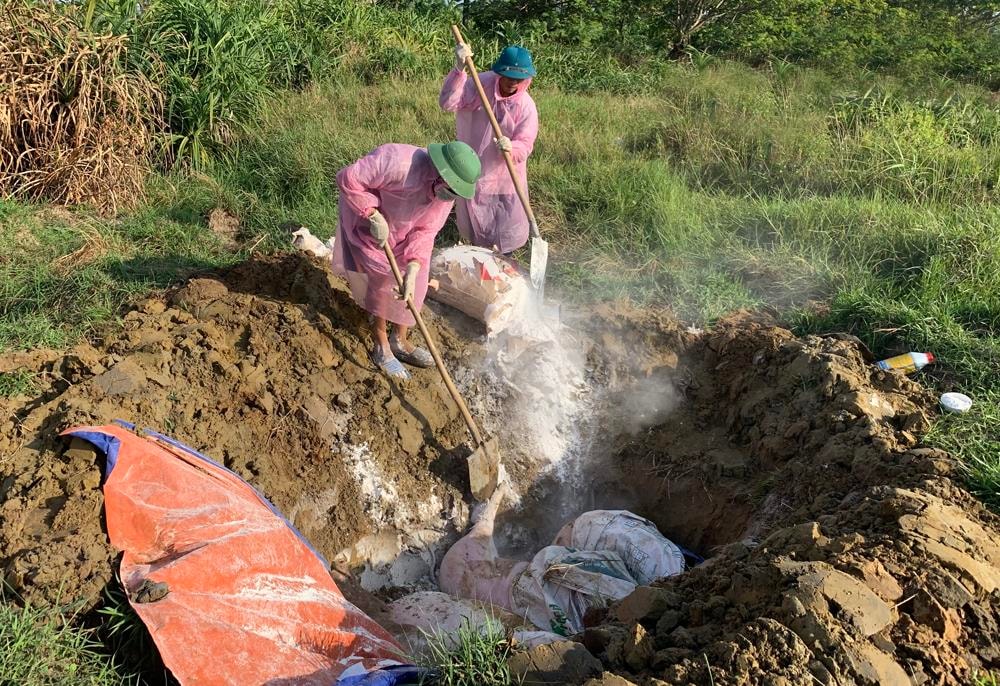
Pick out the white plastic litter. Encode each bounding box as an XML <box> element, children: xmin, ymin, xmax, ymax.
<box><xmin>428</xmin><ymin>245</ymin><xmax>532</xmax><ymax>336</ymax></box>
<box><xmin>940</xmin><ymin>392</ymin><xmax>973</xmax><ymax>414</ymax></box>
<box><xmin>291</xmin><ymin>227</ymin><xmax>334</xmax><ymax>259</ymax></box>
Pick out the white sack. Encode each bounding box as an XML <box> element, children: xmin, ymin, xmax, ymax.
<box><xmin>291</xmin><ymin>227</ymin><xmax>334</xmax><ymax>259</ymax></box>
<box><xmin>428</xmin><ymin>245</ymin><xmax>532</xmax><ymax>336</ymax></box>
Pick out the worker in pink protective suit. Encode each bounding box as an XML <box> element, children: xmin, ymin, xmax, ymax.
<box><xmin>334</xmin><ymin>142</ymin><xmax>481</xmax><ymax>380</ymax></box>
<box><xmin>440</xmin><ymin>42</ymin><xmax>538</xmax><ymax>254</ymax></box>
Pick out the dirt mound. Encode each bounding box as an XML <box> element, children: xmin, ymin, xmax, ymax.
<box><xmin>573</xmin><ymin>313</ymin><xmax>1000</xmax><ymax>685</ymax></box>
<box><xmin>1</xmin><ymin>253</ymin><xmax>998</xmax><ymax>685</ymax></box>
<box><xmin>0</xmin><ymin>254</ymin><xmax>477</xmax><ymax>608</ymax></box>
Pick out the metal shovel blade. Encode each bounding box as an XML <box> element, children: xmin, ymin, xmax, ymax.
<box><xmin>467</xmin><ymin>436</ymin><xmax>501</xmax><ymax>502</ymax></box>
<box><xmin>529</xmin><ymin>235</ymin><xmax>548</xmax><ymax>292</ymax></box>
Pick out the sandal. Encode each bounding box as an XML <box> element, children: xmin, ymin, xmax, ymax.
<box><xmin>390</xmin><ymin>335</ymin><xmax>434</xmax><ymax>368</ymax></box>
<box><xmin>371</xmin><ymin>345</ymin><xmax>410</xmax><ymax>380</ymax></box>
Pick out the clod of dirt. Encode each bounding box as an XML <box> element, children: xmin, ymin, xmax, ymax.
<box><xmin>134</xmin><ymin>579</ymin><xmax>169</xmax><ymax>604</ymax></box>
<box><xmin>583</xmin><ymin>674</ymin><xmax>638</xmax><ymax>686</ymax></box>
<box><xmin>508</xmin><ymin>640</ymin><xmax>603</xmax><ymax>685</ymax></box>
<box><xmin>206</xmin><ymin>207</ymin><xmax>240</xmax><ymax>248</ymax></box>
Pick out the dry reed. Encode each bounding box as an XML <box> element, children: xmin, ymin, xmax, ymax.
<box><xmin>0</xmin><ymin>1</ymin><xmax>162</xmax><ymax>214</ymax></box>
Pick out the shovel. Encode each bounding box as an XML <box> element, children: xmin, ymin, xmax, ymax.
<box><xmin>451</xmin><ymin>25</ymin><xmax>549</xmax><ymax>301</ymax></box>
<box><xmin>381</xmin><ymin>243</ymin><xmax>501</xmax><ymax>501</ymax></box>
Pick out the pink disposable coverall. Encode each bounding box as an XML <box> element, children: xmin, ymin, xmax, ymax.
<box><xmin>333</xmin><ymin>144</ymin><xmax>453</xmax><ymax>327</ymax></box>
<box><xmin>439</xmin><ymin>69</ymin><xmax>538</xmax><ymax>254</ymax></box>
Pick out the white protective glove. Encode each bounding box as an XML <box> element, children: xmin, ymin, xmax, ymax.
<box><xmin>398</xmin><ymin>260</ymin><xmax>421</xmax><ymax>301</ymax></box>
<box><xmin>367</xmin><ymin>209</ymin><xmax>389</xmax><ymax>247</ymax></box>
<box><xmin>455</xmin><ymin>43</ymin><xmax>473</xmax><ymax>70</ymax></box>
<box><xmin>495</xmin><ymin>136</ymin><xmax>513</xmax><ymax>154</ymax></box>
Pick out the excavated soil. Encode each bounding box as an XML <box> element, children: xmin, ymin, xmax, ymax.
<box><xmin>570</xmin><ymin>313</ymin><xmax>1000</xmax><ymax>685</ymax></box>
<box><xmin>1</xmin><ymin>253</ymin><xmax>999</xmax><ymax>685</ymax></box>
<box><xmin>0</xmin><ymin>254</ymin><xmax>479</xmax><ymax>608</ymax></box>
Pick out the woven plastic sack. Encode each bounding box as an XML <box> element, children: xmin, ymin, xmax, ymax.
<box><xmin>428</xmin><ymin>245</ymin><xmax>531</xmax><ymax>335</ymax></box>
<box><xmin>511</xmin><ymin>511</ymin><xmax>686</xmax><ymax>636</ymax></box>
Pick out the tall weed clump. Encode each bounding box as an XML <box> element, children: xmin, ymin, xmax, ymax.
<box><xmin>308</xmin><ymin>0</ymin><xmax>454</xmax><ymax>83</ymax></box>
<box><xmin>419</xmin><ymin>619</ymin><xmax>519</xmax><ymax>686</ymax></box>
<box><xmin>0</xmin><ymin>1</ymin><xmax>162</xmax><ymax>213</ymax></box>
<box><xmin>95</xmin><ymin>0</ymin><xmax>297</xmax><ymax>170</ymax></box>
<box><xmin>83</xmin><ymin>0</ymin><xmax>461</xmax><ymax>168</ymax></box>
<box><xmin>829</xmin><ymin>90</ymin><xmax>1000</xmax><ymax>205</ymax></box>
<box><xmin>64</xmin><ymin>0</ymin><xmax>664</xmax><ymax>174</ymax></box>
<box><xmin>97</xmin><ymin>575</ymin><xmax>170</xmax><ymax>682</ymax></box>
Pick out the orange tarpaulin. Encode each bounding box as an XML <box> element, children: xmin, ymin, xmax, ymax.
<box><xmin>65</xmin><ymin>422</ymin><xmax>421</xmax><ymax>686</ymax></box>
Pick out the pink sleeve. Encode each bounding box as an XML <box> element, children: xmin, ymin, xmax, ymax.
<box><xmin>508</xmin><ymin>99</ymin><xmax>538</xmax><ymax>164</ymax></box>
<box><xmin>336</xmin><ymin>148</ymin><xmax>394</xmax><ymax>218</ymax></box>
<box><xmin>400</xmin><ymin>222</ymin><xmax>440</xmax><ymax>270</ymax></box>
<box><xmin>439</xmin><ymin>69</ymin><xmax>481</xmax><ymax>112</ymax></box>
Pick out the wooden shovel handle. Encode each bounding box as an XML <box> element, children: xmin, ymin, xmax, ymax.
<box><xmin>451</xmin><ymin>25</ymin><xmax>540</xmax><ymax>239</ymax></box>
<box><xmin>381</xmin><ymin>243</ymin><xmax>485</xmax><ymax>446</ymax></box>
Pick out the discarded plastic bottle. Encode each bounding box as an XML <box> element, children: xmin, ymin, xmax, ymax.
<box><xmin>875</xmin><ymin>352</ymin><xmax>934</xmax><ymax>374</ymax></box>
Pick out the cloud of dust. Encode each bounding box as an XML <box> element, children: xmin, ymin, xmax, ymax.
<box><xmin>607</xmin><ymin>368</ymin><xmax>682</xmax><ymax>437</ymax></box>
<box><xmin>471</xmin><ymin>295</ymin><xmax>688</xmax><ymax>552</ymax></box>
<box><xmin>488</xmin><ymin>297</ymin><xmax>684</xmax><ymax>470</ymax></box>
<box><xmin>488</xmin><ymin>300</ymin><xmax>592</xmax><ymax>469</ymax></box>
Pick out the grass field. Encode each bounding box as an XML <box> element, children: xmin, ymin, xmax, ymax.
<box><xmin>4</xmin><ymin>59</ymin><xmax>998</xmax><ymax>506</ymax></box>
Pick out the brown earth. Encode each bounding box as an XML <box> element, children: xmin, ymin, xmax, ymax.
<box><xmin>1</xmin><ymin>253</ymin><xmax>998</xmax><ymax>685</ymax></box>
<box><xmin>564</xmin><ymin>311</ymin><xmax>1000</xmax><ymax>685</ymax></box>
<box><xmin>0</xmin><ymin>253</ymin><xmax>477</xmax><ymax>609</ymax></box>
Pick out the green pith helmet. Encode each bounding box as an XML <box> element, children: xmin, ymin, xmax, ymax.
<box><xmin>492</xmin><ymin>45</ymin><xmax>536</xmax><ymax>79</ymax></box>
<box><xmin>428</xmin><ymin>141</ymin><xmax>481</xmax><ymax>199</ymax></box>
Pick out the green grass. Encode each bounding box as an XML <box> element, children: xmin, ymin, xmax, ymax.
<box><xmin>0</xmin><ymin>184</ymin><xmax>242</xmax><ymax>350</ymax></box>
<box><xmin>418</xmin><ymin>619</ymin><xmax>519</xmax><ymax>686</ymax></box>
<box><xmin>96</xmin><ymin>578</ymin><xmax>172</xmax><ymax>684</ymax></box>
<box><xmin>0</xmin><ymin>601</ymin><xmax>136</xmax><ymax>685</ymax></box>
<box><xmin>0</xmin><ymin>369</ymin><xmax>38</xmax><ymax>398</ymax></box>
<box><xmin>3</xmin><ymin>60</ymin><xmax>999</xmax><ymax>504</ymax></box>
